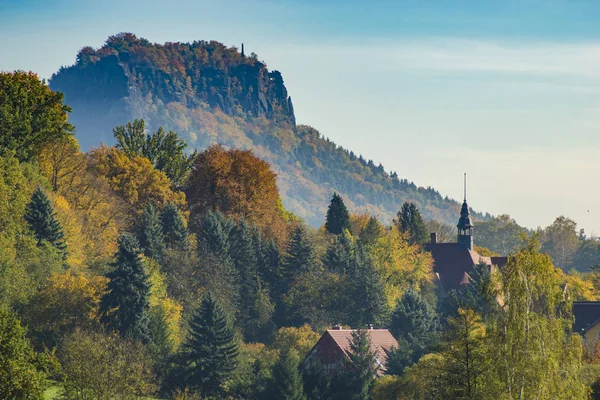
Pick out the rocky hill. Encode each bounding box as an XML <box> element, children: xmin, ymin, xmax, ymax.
<box><xmin>50</xmin><ymin>33</ymin><xmax>485</xmax><ymax>226</ymax></box>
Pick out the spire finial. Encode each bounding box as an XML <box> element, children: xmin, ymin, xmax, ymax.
<box><xmin>464</xmin><ymin>173</ymin><xmax>467</xmax><ymax>201</ymax></box>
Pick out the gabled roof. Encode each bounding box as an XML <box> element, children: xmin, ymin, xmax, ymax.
<box><xmin>573</xmin><ymin>302</ymin><xmax>600</xmax><ymax>333</ymax></box>
<box><xmin>425</xmin><ymin>243</ymin><xmax>507</xmax><ymax>291</ymax></box>
<box><xmin>305</xmin><ymin>329</ymin><xmax>398</xmax><ymax>376</ymax></box>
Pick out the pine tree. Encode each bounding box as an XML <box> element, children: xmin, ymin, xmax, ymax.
<box><xmin>324</xmin><ymin>231</ymin><xmax>354</xmax><ymax>274</ymax></box>
<box><xmin>137</xmin><ymin>202</ymin><xmax>165</xmax><ymax>261</ymax></box>
<box><xmin>178</xmin><ymin>293</ymin><xmax>239</xmax><ymax>397</ymax></box>
<box><xmin>197</xmin><ymin>211</ymin><xmax>234</xmax><ymax>259</ymax></box>
<box><xmin>24</xmin><ymin>186</ymin><xmax>67</xmax><ymax>254</ymax></box>
<box><xmin>268</xmin><ymin>348</ymin><xmax>306</xmax><ymax>400</ymax></box>
<box><xmin>396</xmin><ymin>202</ymin><xmax>428</xmax><ymax>245</ymax></box>
<box><xmin>99</xmin><ymin>234</ymin><xmax>151</xmax><ymax>343</ymax></box>
<box><xmin>282</xmin><ymin>226</ymin><xmax>317</xmax><ymax>286</ymax></box>
<box><xmin>332</xmin><ymin>329</ymin><xmax>378</xmax><ymax>400</ymax></box>
<box><xmin>325</xmin><ymin>193</ymin><xmax>351</xmax><ymax>235</ymax></box>
<box><xmin>161</xmin><ymin>202</ymin><xmax>189</xmax><ymax>251</ymax></box>
<box><xmin>349</xmin><ymin>251</ymin><xmax>388</xmax><ymax>327</ymax></box>
<box><xmin>358</xmin><ymin>216</ymin><xmax>383</xmax><ymax>247</ymax></box>
<box><xmin>388</xmin><ymin>289</ymin><xmax>439</xmax><ymax>373</ymax></box>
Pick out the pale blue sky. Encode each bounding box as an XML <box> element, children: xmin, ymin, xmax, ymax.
<box><xmin>1</xmin><ymin>0</ymin><xmax>600</xmax><ymax>233</ymax></box>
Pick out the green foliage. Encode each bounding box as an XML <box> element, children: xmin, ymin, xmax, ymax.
<box><xmin>175</xmin><ymin>293</ymin><xmax>239</xmax><ymax>398</ymax></box>
<box><xmin>388</xmin><ymin>289</ymin><xmax>438</xmax><ymax>373</ymax></box>
<box><xmin>0</xmin><ymin>71</ymin><xmax>74</xmax><ymax>162</ymax></box>
<box><xmin>349</xmin><ymin>251</ymin><xmax>389</xmax><ymax>328</ymax></box>
<box><xmin>333</xmin><ymin>329</ymin><xmax>378</xmax><ymax>400</ymax></box>
<box><xmin>396</xmin><ymin>202</ymin><xmax>428</xmax><ymax>245</ymax></box>
<box><xmin>475</xmin><ymin>214</ymin><xmax>527</xmax><ymax>256</ymax></box>
<box><xmin>99</xmin><ymin>234</ymin><xmax>151</xmax><ymax>343</ymax></box>
<box><xmin>137</xmin><ymin>202</ymin><xmax>165</xmax><ymax>261</ymax></box>
<box><xmin>267</xmin><ymin>348</ymin><xmax>306</xmax><ymax>400</ymax></box>
<box><xmin>358</xmin><ymin>216</ymin><xmax>383</xmax><ymax>247</ymax></box>
<box><xmin>113</xmin><ymin>119</ymin><xmax>197</xmax><ymax>186</ymax></box>
<box><xmin>24</xmin><ymin>186</ymin><xmax>67</xmax><ymax>255</ymax></box>
<box><xmin>0</xmin><ymin>307</ymin><xmax>46</xmax><ymax>399</ymax></box>
<box><xmin>282</xmin><ymin>226</ymin><xmax>318</xmax><ymax>286</ymax></box>
<box><xmin>162</xmin><ymin>202</ymin><xmax>190</xmax><ymax>251</ymax></box>
<box><xmin>324</xmin><ymin>231</ymin><xmax>354</xmax><ymax>274</ymax></box>
<box><xmin>59</xmin><ymin>329</ymin><xmax>156</xmax><ymax>399</ymax></box>
<box><xmin>325</xmin><ymin>193</ymin><xmax>351</xmax><ymax>235</ymax></box>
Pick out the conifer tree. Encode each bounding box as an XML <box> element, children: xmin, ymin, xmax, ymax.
<box><xmin>396</xmin><ymin>202</ymin><xmax>428</xmax><ymax>245</ymax></box>
<box><xmin>282</xmin><ymin>226</ymin><xmax>318</xmax><ymax>286</ymax></box>
<box><xmin>161</xmin><ymin>202</ymin><xmax>189</xmax><ymax>251</ymax></box>
<box><xmin>99</xmin><ymin>234</ymin><xmax>151</xmax><ymax>343</ymax></box>
<box><xmin>268</xmin><ymin>348</ymin><xmax>306</xmax><ymax>400</ymax></box>
<box><xmin>137</xmin><ymin>202</ymin><xmax>165</xmax><ymax>261</ymax></box>
<box><xmin>325</xmin><ymin>193</ymin><xmax>351</xmax><ymax>235</ymax></box>
<box><xmin>358</xmin><ymin>216</ymin><xmax>383</xmax><ymax>247</ymax></box>
<box><xmin>388</xmin><ymin>289</ymin><xmax>439</xmax><ymax>373</ymax></box>
<box><xmin>197</xmin><ymin>211</ymin><xmax>234</xmax><ymax>259</ymax></box>
<box><xmin>324</xmin><ymin>231</ymin><xmax>354</xmax><ymax>274</ymax></box>
<box><xmin>24</xmin><ymin>186</ymin><xmax>67</xmax><ymax>254</ymax></box>
<box><xmin>332</xmin><ymin>329</ymin><xmax>378</xmax><ymax>400</ymax></box>
<box><xmin>350</xmin><ymin>251</ymin><xmax>388</xmax><ymax>327</ymax></box>
<box><xmin>178</xmin><ymin>293</ymin><xmax>239</xmax><ymax>398</ymax></box>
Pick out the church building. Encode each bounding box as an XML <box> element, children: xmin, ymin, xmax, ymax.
<box><xmin>425</xmin><ymin>191</ymin><xmax>508</xmax><ymax>291</ymax></box>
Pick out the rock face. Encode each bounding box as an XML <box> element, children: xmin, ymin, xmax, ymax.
<box><xmin>49</xmin><ymin>33</ymin><xmax>482</xmax><ymax>227</ymax></box>
<box><xmin>50</xmin><ymin>34</ymin><xmax>295</xmax><ymax>149</ymax></box>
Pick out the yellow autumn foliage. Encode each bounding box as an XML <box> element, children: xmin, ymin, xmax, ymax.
<box><xmin>90</xmin><ymin>146</ymin><xmax>186</xmax><ymax>213</ymax></box>
<box><xmin>371</xmin><ymin>226</ymin><xmax>434</xmax><ymax>308</ymax></box>
<box><xmin>145</xmin><ymin>259</ymin><xmax>183</xmax><ymax>347</ymax></box>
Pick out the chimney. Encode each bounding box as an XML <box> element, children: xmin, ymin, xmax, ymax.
<box><xmin>430</xmin><ymin>232</ymin><xmax>437</xmax><ymax>244</ymax></box>
<box><xmin>332</xmin><ymin>324</ymin><xmax>341</xmax><ymax>330</ymax></box>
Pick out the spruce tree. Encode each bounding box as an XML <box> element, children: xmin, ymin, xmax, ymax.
<box><xmin>324</xmin><ymin>231</ymin><xmax>354</xmax><ymax>274</ymax></box>
<box><xmin>389</xmin><ymin>289</ymin><xmax>439</xmax><ymax>372</ymax></box>
<box><xmin>197</xmin><ymin>211</ymin><xmax>234</xmax><ymax>259</ymax></box>
<box><xmin>325</xmin><ymin>193</ymin><xmax>351</xmax><ymax>235</ymax></box>
<box><xmin>99</xmin><ymin>234</ymin><xmax>151</xmax><ymax>343</ymax></box>
<box><xmin>358</xmin><ymin>216</ymin><xmax>383</xmax><ymax>247</ymax></box>
<box><xmin>332</xmin><ymin>329</ymin><xmax>378</xmax><ymax>400</ymax></box>
<box><xmin>350</xmin><ymin>251</ymin><xmax>388</xmax><ymax>327</ymax></box>
<box><xmin>137</xmin><ymin>202</ymin><xmax>165</xmax><ymax>261</ymax></box>
<box><xmin>396</xmin><ymin>202</ymin><xmax>428</xmax><ymax>245</ymax></box>
<box><xmin>24</xmin><ymin>186</ymin><xmax>67</xmax><ymax>254</ymax></box>
<box><xmin>268</xmin><ymin>348</ymin><xmax>306</xmax><ymax>400</ymax></box>
<box><xmin>178</xmin><ymin>293</ymin><xmax>239</xmax><ymax>398</ymax></box>
<box><xmin>161</xmin><ymin>202</ymin><xmax>189</xmax><ymax>251</ymax></box>
<box><xmin>282</xmin><ymin>226</ymin><xmax>317</xmax><ymax>285</ymax></box>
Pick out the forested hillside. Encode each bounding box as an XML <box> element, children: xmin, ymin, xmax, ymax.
<box><xmin>50</xmin><ymin>33</ymin><xmax>481</xmax><ymax>226</ymax></box>
<box><xmin>3</xmin><ymin>66</ymin><xmax>600</xmax><ymax>399</ymax></box>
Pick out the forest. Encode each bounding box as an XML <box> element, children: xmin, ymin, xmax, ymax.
<box><xmin>3</xmin><ymin>67</ymin><xmax>600</xmax><ymax>400</ymax></box>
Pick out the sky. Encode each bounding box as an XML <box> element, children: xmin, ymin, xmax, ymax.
<box><xmin>1</xmin><ymin>0</ymin><xmax>600</xmax><ymax>233</ymax></box>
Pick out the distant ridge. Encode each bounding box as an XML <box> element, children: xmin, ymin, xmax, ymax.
<box><xmin>50</xmin><ymin>33</ymin><xmax>487</xmax><ymax>226</ymax></box>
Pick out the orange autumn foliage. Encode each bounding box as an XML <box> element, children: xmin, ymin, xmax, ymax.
<box><xmin>185</xmin><ymin>145</ymin><xmax>286</xmax><ymax>238</ymax></box>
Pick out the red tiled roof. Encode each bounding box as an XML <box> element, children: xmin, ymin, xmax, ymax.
<box><xmin>305</xmin><ymin>329</ymin><xmax>398</xmax><ymax>376</ymax></box>
<box><xmin>424</xmin><ymin>243</ymin><xmax>507</xmax><ymax>291</ymax></box>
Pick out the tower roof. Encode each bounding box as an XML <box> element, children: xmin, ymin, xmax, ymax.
<box><xmin>457</xmin><ymin>200</ymin><xmax>473</xmax><ymax>229</ymax></box>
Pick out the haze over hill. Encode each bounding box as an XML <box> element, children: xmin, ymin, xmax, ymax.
<box><xmin>50</xmin><ymin>33</ymin><xmax>485</xmax><ymax>226</ymax></box>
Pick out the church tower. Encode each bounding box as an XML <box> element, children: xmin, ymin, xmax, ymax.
<box><xmin>457</xmin><ymin>174</ymin><xmax>473</xmax><ymax>250</ymax></box>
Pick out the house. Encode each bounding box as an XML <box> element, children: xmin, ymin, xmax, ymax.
<box><xmin>573</xmin><ymin>302</ymin><xmax>600</xmax><ymax>342</ymax></box>
<box><xmin>425</xmin><ymin>196</ymin><xmax>508</xmax><ymax>292</ymax></box>
<box><xmin>303</xmin><ymin>326</ymin><xmax>398</xmax><ymax>376</ymax></box>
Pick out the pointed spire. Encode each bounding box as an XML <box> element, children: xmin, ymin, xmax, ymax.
<box><xmin>457</xmin><ymin>173</ymin><xmax>473</xmax><ymax>250</ymax></box>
